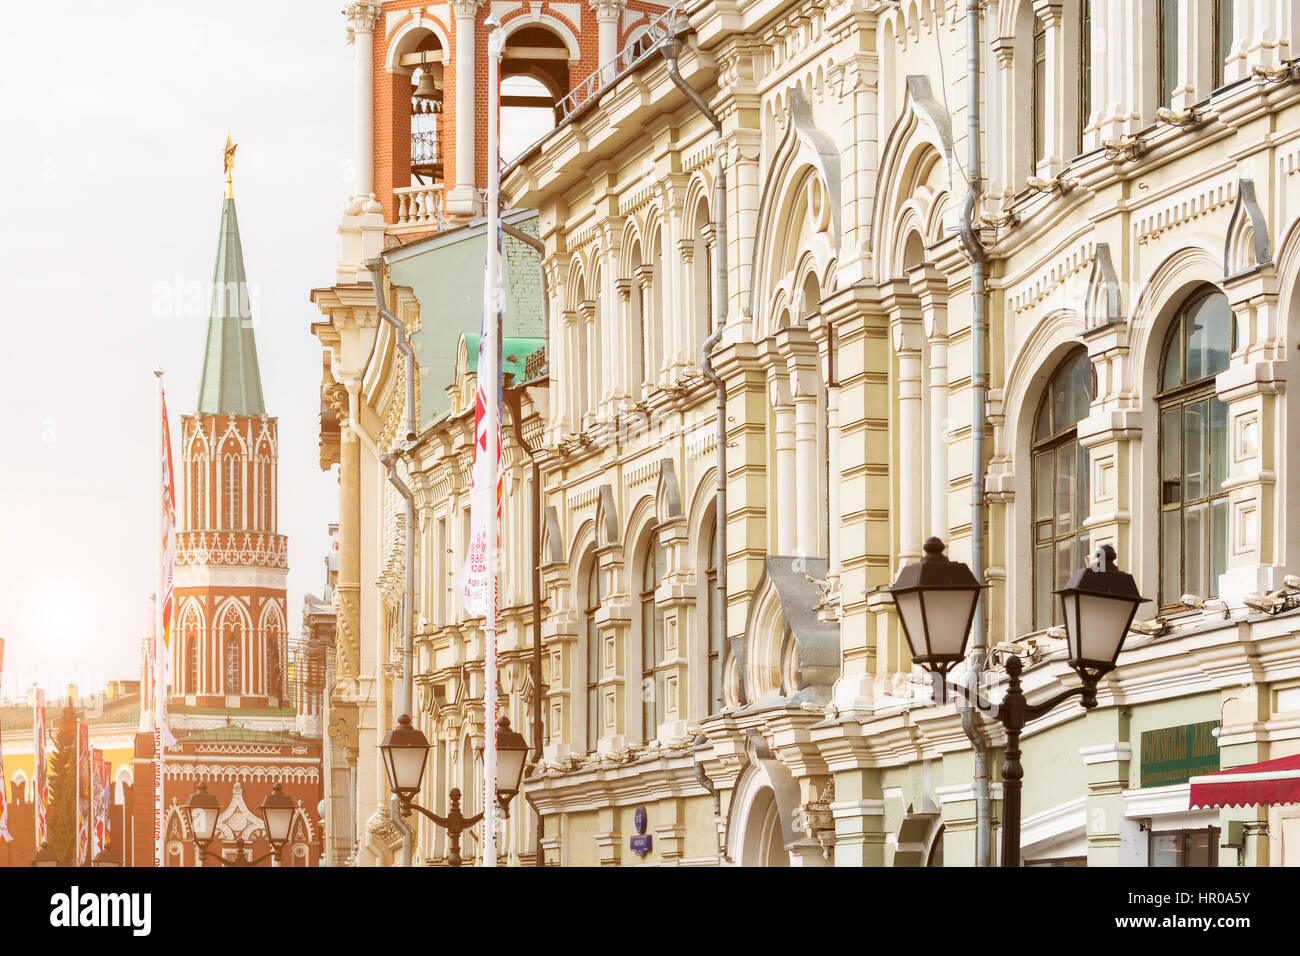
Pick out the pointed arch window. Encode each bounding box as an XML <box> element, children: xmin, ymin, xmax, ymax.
<box><xmin>640</xmin><ymin>537</ymin><xmax>667</xmax><ymax>743</ymax></box>
<box><xmin>192</xmin><ymin>456</ymin><xmax>206</xmax><ymax>528</ymax></box>
<box><xmin>1031</xmin><ymin>348</ymin><xmax>1094</xmax><ymax>630</ymax></box>
<box><xmin>224</xmin><ymin>635</ymin><xmax>241</xmax><ymax>695</ymax></box>
<box><xmin>584</xmin><ymin>557</ymin><xmax>605</xmax><ymax>753</ymax></box>
<box><xmin>1159</xmin><ymin>289</ymin><xmax>1233</xmax><ymax>608</ymax></box>
<box><xmin>189</xmin><ymin>637</ymin><xmax>199</xmax><ymax>695</ymax></box>
<box><xmin>223</xmin><ymin>447</ymin><xmax>242</xmax><ymax>529</ymax></box>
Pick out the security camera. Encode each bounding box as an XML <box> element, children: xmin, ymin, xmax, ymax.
<box><xmin>1284</xmin><ymin>574</ymin><xmax>1300</xmax><ymax>590</ymax></box>
<box><xmin>1129</xmin><ymin>617</ymin><xmax>1168</xmax><ymax>635</ymax></box>
<box><xmin>1242</xmin><ymin>591</ymin><xmax>1284</xmax><ymax>614</ymax></box>
<box><xmin>1181</xmin><ymin>594</ymin><xmax>1230</xmax><ymax>619</ymax></box>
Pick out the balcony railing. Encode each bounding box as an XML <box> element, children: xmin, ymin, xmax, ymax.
<box><xmin>411</xmin><ymin>128</ymin><xmax>441</xmax><ymax>168</ymax></box>
<box><xmin>556</xmin><ymin>3</ymin><xmax>681</xmax><ymax>122</ymax></box>
<box><xmin>393</xmin><ymin>183</ymin><xmax>447</xmax><ymax>233</ymax></box>
<box><xmin>176</xmin><ymin>531</ymin><xmax>288</xmax><ymax>569</ymax></box>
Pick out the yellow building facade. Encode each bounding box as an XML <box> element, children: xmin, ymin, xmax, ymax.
<box><xmin>313</xmin><ymin>0</ymin><xmax>1300</xmax><ymax>866</ymax></box>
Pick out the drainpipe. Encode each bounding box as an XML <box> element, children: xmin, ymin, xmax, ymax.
<box><xmin>692</xmin><ymin>735</ymin><xmax>727</xmax><ymax>865</ymax></box>
<box><xmin>661</xmin><ymin>16</ymin><xmax>739</xmax><ymax>704</ymax></box>
<box><xmin>956</xmin><ymin>0</ymin><xmax>992</xmax><ymax>868</ymax></box>
<box><xmin>499</xmin><ymin>218</ymin><xmax>550</xmax><ymax>867</ymax></box>
<box><xmin>368</xmin><ymin>259</ymin><xmax>418</xmax><ymax>867</ymax></box>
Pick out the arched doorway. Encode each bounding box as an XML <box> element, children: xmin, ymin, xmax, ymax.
<box><xmin>742</xmin><ymin>787</ymin><xmax>790</xmax><ymax>867</ymax></box>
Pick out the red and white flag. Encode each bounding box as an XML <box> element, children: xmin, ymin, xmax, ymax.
<box><xmin>156</xmin><ymin>386</ymin><xmax>177</xmax><ymax>748</ymax></box>
<box><xmin>34</xmin><ymin>688</ymin><xmax>47</xmax><ymax>847</ymax></box>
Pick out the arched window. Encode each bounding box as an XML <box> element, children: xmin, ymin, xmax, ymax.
<box><xmin>705</xmin><ymin>519</ymin><xmax>722</xmax><ymax>714</ymax></box>
<box><xmin>225</xmin><ymin>637</ymin><xmax>241</xmax><ymax>695</ymax></box>
<box><xmin>1079</xmin><ymin>0</ymin><xmax>1092</xmax><ymax>152</ymax></box>
<box><xmin>223</xmin><ymin>447</ymin><xmax>242</xmax><ymax>529</ymax></box>
<box><xmin>1031</xmin><ymin>348</ymin><xmax>1093</xmax><ymax>630</ymax></box>
<box><xmin>1032</xmin><ymin>14</ymin><xmax>1047</xmax><ymax>172</ymax></box>
<box><xmin>640</xmin><ymin>537</ymin><xmax>667</xmax><ymax>742</ymax></box>
<box><xmin>1158</xmin><ymin>289</ymin><xmax>1233</xmax><ymax>607</ymax></box>
<box><xmin>258</xmin><ymin>457</ymin><xmax>272</xmax><ymax>531</ymax></box>
<box><xmin>192</xmin><ymin>457</ymin><xmax>206</xmax><ymax>528</ymax></box>
<box><xmin>1213</xmin><ymin>0</ymin><xmax>1235</xmax><ymax>89</ymax></box>
<box><xmin>584</xmin><ymin>558</ymin><xmax>604</xmax><ymax>753</ymax></box>
<box><xmin>189</xmin><ymin>637</ymin><xmax>199</xmax><ymax>695</ymax></box>
<box><xmin>692</xmin><ymin>197</ymin><xmax>713</xmax><ymax>348</ymax></box>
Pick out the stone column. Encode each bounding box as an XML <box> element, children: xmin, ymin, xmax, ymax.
<box><xmin>615</xmin><ymin>277</ymin><xmax>635</xmax><ymax>408</ymax></box>
<box><xmin>594</xmin><ymin>548</ymin><xmax>631</xmax><ymax>752</ymax></box>
<box><xmin>1172</xmin><ymin>0</ymin><xmax>1213</xmax><ymax>113</ymax></box>
<box><xmin>634</xmin><ymin>264</ymin><xmax>655</xmax><ymax>391</ymax></box>
<box><xmin>771</xmin><ymin>377</ymin><xmax>796</xmax><ymax>555</ymax></box>
<box><xmin>447</xmin><ymin>0</ymin><xmax>482</xmax><ymax>219</ymax></box>
<box><xmin>656</xmin><ymin>516</ymin><xmax>692</xmax><ymax>745</ymax></box>
<box><xmin>1077</xmin><ymin>323</ymin><xmax>1141</xmax><ymax>579</ymax></box>
<box><xmin>591</xmin><ymin>0</ymin><xmax>624</xmax><ymax>80</ymax></box>
<box><xmin>344</xmin><ymin>3</ymin><xmax>381</xmax><ymax>201</ymax></box>
<box><xmin>560</xmin><ymin>309</ymin><xmax>582</xmax><ymax>432</ymax></box>
<box><xmin>830</xmin><ymin>769</ymin><xmax>887</xmax><ymax>866</ymax></box>
<box><xmin>912</xmin><ymin>264</ymin><xmax>949</xmax><ymax>542</ymax></box>
<box><xmin>1217</xmin><ymin>264</ymin><xmax>1286</xmax><ymax>597</ymax></box>
<box><xmin>883</xmin><ymin>281</ymin><xmax>923</xmax><ymax>563</ymax></box>
<box><xmin>580</xmin><ymin>300</ymin><xmax>598</xmax><ymax>429</ymax></box>
<box><xmin>791</xmin><ymin>364</ymin><xmax>821</xmax><ymax>559</ymax></box>
<box><xmin>1082</xmin><ymin>708</ymin><xmax>1136</xmax><ymax>867</ymax></box>
<box><xmin>991</xmin><ymin>38</ymin><xmax>1017</xmax><ymax>198</ymax></box>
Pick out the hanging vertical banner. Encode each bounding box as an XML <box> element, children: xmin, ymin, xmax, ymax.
<box><xmin>90</xmin><ymin>747</ymin><xmax>105</xmax><ymax>859</ymax></box>
<box><xmin>0</xmin><ymin>723</ymin><xmax>12</xmax><ymax>843</ymax></box>
<box><xmin>75</xmin><ymin>722</ymin><xmax>90</xmax><ymax>866</ymax></box>
<box><xmin>34</xmin><ymin>688</ymin><xmax>47</xmax><ymax>847</ymax></box>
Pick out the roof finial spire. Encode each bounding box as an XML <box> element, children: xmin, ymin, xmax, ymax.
<box><xmin>223</xmin><ymin>133</ymin><xmax>237</xmax><ymax>199</ymax></box>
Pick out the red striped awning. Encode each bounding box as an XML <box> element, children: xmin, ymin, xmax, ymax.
<box><xmin>1188</xmin><ymin>753</ymin><xmax>1300</xmax><ymax>809</ymax></box>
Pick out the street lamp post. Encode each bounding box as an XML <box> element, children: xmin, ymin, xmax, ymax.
<box><xmin>183</xmin><ymin>781</ymin><xmax>297</xmax><ymax>867</ymax></box>
<box><xmin>890</xmin><ymin>538</ymin><xmax>1148</xmax><ymax>867</ymax></box>
<box><xmin>31</xmin><ymin>842</ymin><xmax>60</xmax><ymax>867</ymax></box>
<box><xmin>381</xmin><ymin>714</ymin><xmax>530</xmax><ymax>866</ymax></box>
<box><xmin>92</xmin><ymin>845</ymin><xmax>122</xmax><ymax>867</ymax></box>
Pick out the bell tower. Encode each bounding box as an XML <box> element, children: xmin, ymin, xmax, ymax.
<box><xmin>172</xmin><ymin>143</ymin><xmax>289</xmax><ymax>710</ymax></box>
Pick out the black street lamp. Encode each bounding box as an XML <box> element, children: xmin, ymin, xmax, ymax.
<box><xmin>891</xmin><ymin>540</ymin><xmax>1147</xmax><ymax>867</ymax></box>
<box><xmin>381</xmin><ymin>713</ymin><xmax>530</xmax><ymax>864</ymax></box>
<box><xmin>92</xmin><ymin>844</ymin><xmax>122</xmax><ymax>867</ymax></box>
<box><xmin>31</xmin><ymin>842</ymin><xmax>60</xmax><ymax>867</ymax></box>
<box><xmin>183</xmin><ymin>781</ymin><xmax>297</xmax><ymax>867</ymax></box>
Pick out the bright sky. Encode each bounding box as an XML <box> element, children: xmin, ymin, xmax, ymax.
<box><xmin>0</xmin><ymin>1</ymin><xmax>353</xmax><ymax>694</ymax></box>
<box><xmin>0</xmin><ymin>1</ymin><xmax>557</xmax><ymax>699</ymax></box>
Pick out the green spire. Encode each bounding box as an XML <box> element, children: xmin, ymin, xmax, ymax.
<box><xmin>197</xmin><ymin>196</ymin><xmax>266</xmax><ymax>417</ymax></box>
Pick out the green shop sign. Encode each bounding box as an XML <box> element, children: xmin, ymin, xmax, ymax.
<box><xmin>1139</xmin><ymin>721</ymin><xmax>1220</xmax><ymax>788</ymax></box>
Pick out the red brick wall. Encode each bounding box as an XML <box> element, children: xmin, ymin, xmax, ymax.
<box><xmin>371</xmin><ymin>1</ymin><xmax>671</xmax><ymax>223</ymax></box>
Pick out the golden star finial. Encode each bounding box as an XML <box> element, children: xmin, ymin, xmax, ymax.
<box><xmin>223</xmin><ymin>134</ymin><xmax>237</xmax><ymax>198</ymax></box>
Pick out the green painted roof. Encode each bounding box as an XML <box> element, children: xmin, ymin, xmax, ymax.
<box><xmin>462</xmin><ymin>335</ymin><xmax>546</xmax><ymax>383</ymax></box>
<box><xmin>197</xmin><ymin>197</ymin><xmax>266</xmax><ymax>416</ymax></box>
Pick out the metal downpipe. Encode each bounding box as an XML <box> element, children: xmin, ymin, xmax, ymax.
<box><xmin>957</xmin><ymin>0</ymin><xmax>992</xmax><ymax>868</ymax></box>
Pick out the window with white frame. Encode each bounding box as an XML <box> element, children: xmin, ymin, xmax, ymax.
<box><xmin>1031</xmin><ymin>348</ymin><xmax>1094</xmax><ymax>631</ymax></box>
<box><xmin>1158</xmin><ymin>288</ymin><xmax>1233</xmax><ymax>608</ymax></box>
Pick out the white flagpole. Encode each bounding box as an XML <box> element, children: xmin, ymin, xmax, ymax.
<box><xmin>482</xmin><ymin>13</ymin><xmax>503</xmax><ymax>868</ymax></box>
<box><xmin>153</xmin><ymin>367</ymin><xmax>165</xmax><ymax>867</ymax></box>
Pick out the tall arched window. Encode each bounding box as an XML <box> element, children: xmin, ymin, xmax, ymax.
<box><xmin>1159</xmin><ymin>289</ymin><xmax>1233</xmax><ymax>607</ymax></box>
<box><xmin>223</xmin><ymin>447</ymin><xmax>242</xmax><ymax>529</ymax></box>
<box><xmin>260</xmin><ymin>459</ymin><xmax>272</xmax><ymax>531</ymax></box>
<box><xmin>1032</xmin><ymin>14</ymin><xmax>1047</xmax><ymax>172</ymax></box>
<box><xmin>640</xmin><ymin>537</ymin><xmax>667</xmax><ymax>743</ymax></box>
<box><xmin>192</xmin><ymin>457</ymin><xmax>206</xmax><ymax>528</ymax></box>
<box><xmin>1213</xmin><ymin>0</ymin><xmax>1235</xmax><ymax>89</ymax></box>
<box><xmin>584</xmin><ymin>559</ymin><xmax>604</xmax><ymax>753</ymax></box>
<box><xmin>1032</xmin><ymin>348</ymin><xmax>1094</xmax><ymax>630</ymax></box>
<box><xmin>692</xmin><ymin>197</ymin><xmax>713</xmax><ymax>348</ymax></box>
<box><xmin>225</xmin><ymin>636</ymin><xmax>241</xmax><ymax>695</ymax></box>
<box><xmin>705</xmin><ymin>519</ymin><xmax>722</xmax><ymax>714</ymax></box>
<box><xmin>189</xmin><ymin>637</ymin><xmax>199</xmax><ymax>695</ymax></box>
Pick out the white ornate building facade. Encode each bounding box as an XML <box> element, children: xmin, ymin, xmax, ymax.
<box><xmin>314</xmin><ymin>0</ymin><xmax>1300</xmax><ymax>866</ymax></box>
